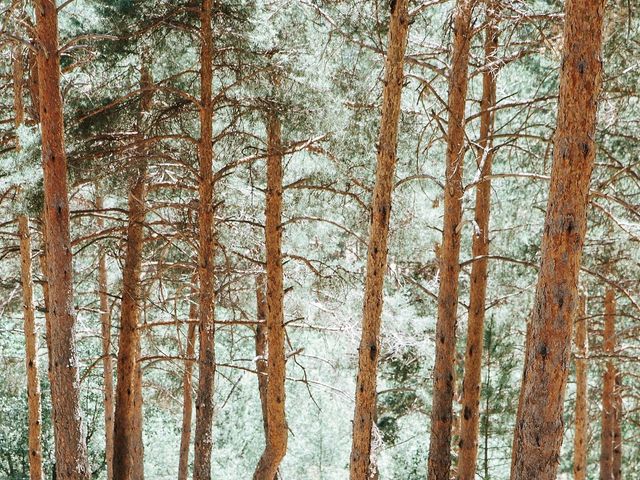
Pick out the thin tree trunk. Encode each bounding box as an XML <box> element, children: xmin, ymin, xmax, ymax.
<box><xmin>97</xmin><ymin>195</ymin><xmax>114</xmax><ymax>480</ymax></box>
<box><xmin>599</xmin><ymin>289</ymin><xmax>615</xmax><ymax>480</ymax></box>
<box><xmin>456</xmin><ymin>4</ymin><xmax>498</xmax><ymax>478</ymax></box>
<box><xmin>113</xmin><ymin>60</ymin><xmax>153</xmax><ymax>480</ymax></box>
<box><xmin>178</xmin><ymin>299</ymin><xmax>198</xmax><ymax>480</ymax></box>
<box><xmin>18</xmin><ymin>216</ymin><xmax>44</xmax><ymax>480</ymax></box>
<box><xmin>349</xmin><ymin>2</ymin><xmax>409</xmax><ymax>478</ymax></box>
<box><xmin>573</xmin><ymin>294</ymin><xmax>588</xmax><ymax>480</ymax></box>
<box><xmin>427</xmin><ymin>1</ymin><xmax>476</xmax><ymax>478</ymax></box>
<box><xmin>193</xmin><ymin>0</ymin><xmax>216</xmax><ymax>478</ymax></box>
<box><xmin>12</xmin><ymin>45</ymin><xmax>24</xmax><ymax>132</ymax></box>
<box><xmin>253</xmin><ymin>113</ymin><xmax>288</xmax><ymax>480</ymax></box>
<box><xmin>255</xmin><ymin>274</ymin><xmax>269</xmax><ymax>438</ymax></box>
<box><xmin>612</xmin><ymin>372</ymin><xmax>622</xmax><ymax>480</ymax></box>
<box><xmin>510</xmin><ymin>1</ymin><xmax>605</xmax><ymax>477</ymax></box>
<box><xmin>34</xmin><ymin>1</ymin><xmax>90</xmax><ymax>478</ymax></box>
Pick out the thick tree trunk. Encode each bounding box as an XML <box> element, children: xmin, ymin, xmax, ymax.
<box><xmin>456</xmin><ymin>4</ymin><xmax>498</xmax><ymax>478</ymax></box>
<box><xmin>18</xmin><ymin>216</ymin><xmax>44</xmax><ymax>480</ymax></box>
<box><xmin>178</xmin><ymin>299</ymin><xmax>198</xmax><ymax>480</ymax></box>
<box><xmin>427</xmin><ymin>2</ymin><xmax>475</xmax><ymax>479</ymax></box>
<box><xmin>113</xmin><ymin>61</ymin><xmax>153</xmax><ymax>480</ymax></box>
<box><xmin>599</xmin><ymin>289</ymin><xmax>615</xmax><ymax>480</ymax></box>
<box><xmin>97</xmin><ymin>195</ymin><xmax>115</xmax><ymax>480</ymax></box>
<box><xmin>612</xmin><ymin>372</ymin><xmax>622</xmax><ymax>480</ymax></box>
<box><xmin>573</xmin><ymin>294</ymin><xmax>588</xmax><ymax>480</ymax></box>
<box><xmin>509</xmin><ymin>1</ymin><xmax>605</xmax><ymax>477</ymax></box>
<box><xmin>34</xmin><ymin>1</ymin><xmax>90</xmax><ymax>478</ymax></box>
<box><xmin>253</xmin><ymin>114</ymin><xmax>288</xmax><ymax>480</ymax></box>
<box><xmin>255</xmin><ymin>274</ymin><xmax>269</xmax><ymax>438</ymax></box>
<box><xmin>193</xmin><ymin>0</ymin><xmax>217</xmax><ymax>478</ymax></box>
<box><xmin>349</xmin><ymin>2</ymin><xmax>409</xmax><ymax>478</ymax></box>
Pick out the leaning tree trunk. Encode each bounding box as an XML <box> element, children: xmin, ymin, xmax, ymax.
<box><xmin>113</xmin><ymin>60</ymin><xmax>153</xmax><ymax>480</ymax></box>
<box><xmin>253</xmin><ymin>113</ymin><xmax>288</xmax><ymax>480</ymax></box>
<box><xmin>349</xmin><ymin>1</ymin><xmax>410</xmax><ymax>479</ymax></box>
<box><xmin>573</xmin><ymin>294</ymin><xmax>588</xmax><ymax>480</ymax></box>
<box><xmin>255</xmin><ymin>274</ymin><xmax>269</xmax><ymax>438</ymax></box>
<box><xmin>34</xmin><ymin>1</ymin><xmax>90</xmax><ymax>478</ymax></box>
<box><xmin>193</xmin><ymin>0</ymin><xmax>217</xmax><ymax>478</ymax></box>
<box><xmin>178</xmin><ymin>297</ymin><xmax>198</xmax><ymax>480</ymax></box>
<box><xmin>18</xmin><ymin>216</ymin><xmax>44</xmax><ymax>480</ymax></box>
<box><xmin>456</xmin><ymin>3</ymin><xmax>498</xmax><ymax>478</ymax></box>
<box><xmin>427</xmin><ymin>1</ymin><xmax>475</xmax><ymax>479</ymax></box>
<box><xmin>599</xmin><ymin>289</ymin><xmax>616</xmax><ymax>480</ymax></box>
<box><xmin>97</xmin><ymin>194</ymin><xmax>115</xmax><ymax>480</ymax></box>
<box><xmin>510</xmin><ymin>0</ymin><xmax>605</xmax><ymax>478</ymax></box>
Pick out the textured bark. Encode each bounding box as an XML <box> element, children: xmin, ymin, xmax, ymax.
<box><xmin>456</xmin><ymin>4</ymin><xmax>498</xmax><ymax>478</ymax></box>
<box><xmin>253</xmin><ymin>115</ymin><xmax>288</xmax><ymax>480</ymax></box>
<box><xmin>427</xmin><ymin>2</ymin><xmax>475</xmax><ymax>479</ymax></box>
<box><xmin>18</xmin><ymin>216</ymin><xmax>44</xmax><ymax>480</ymax></box>
<box><xmin>97</xmin><ymin>195</ymin><xmax>115</xmax><ymax>480</ymax></box>
<box><xmin>193</xmin><ymin>0</ymin><xmax>216</xmax><ymax>477</ymax></box>
<box><xmin>255</xmin><ymin>274</ymin><xmax>269</xmax><ymax>437</ymax></box>
<box><xmin>612</xmin><ymin>372</ymin><xmax>622</xmax><ymax>480</ymax></box>
<box><xmin>178</xmin><ymin>299</ymin><xmax>198</xmax><ymax>480</ymax></box>
<box><xmin>599</xmin><ymin>289</ymin><xmax>615</xmax><ymax>480</ymax></box>
<box><xmin>349</xmin><ymin>2</ymin><xmax>409</xmax><ymax>478</ymax></box>
<box><xmin>510</xmin><ymin>1</ymin><xmax>605</xmax><ymax>477</ymax></box>
<box><xmin>113</xmin><ymin>61</ymin><xmax>153</xmax><ymax>480</ymax></box>
<box><xmin>35</xmin><ymin>1</ymin><xmax>90</xmax><ymax>478</ymax></box>
<box><xmin>13</xmin><ymin>45</ymin><xmax>24</xmax><ymax>130</ymax></box>
<box><xmin>573</xmin><ymin>295</ymin><xmax>588</xmax><ymax>480</ymax></box>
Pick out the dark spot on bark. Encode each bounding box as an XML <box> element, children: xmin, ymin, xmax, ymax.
<box><xmin>440</xmin><ymin>335</ymin><xmax>445</xmax><ymax>344</ymax></box>
<box><xmin>577</xmin><ymin>59</ymin><xmax>586</xmax><ymax>74</ymax></box>
<box><xmin>535</xmin><ymin>434</ymin><xmax>541</xmax><ymax>446</ymax></box>
<box><xmin>580</xmin><ymin>142</ymin><xmax>589</xmax><ymax>156</ymax></box>
<box><xmin>390</xmin><ymin>0</ymin><xmax>397</xmax><ymax>14</ymax></box>
<box><xmin>463</xmin><ymin>406</ymin><xmax>471</xmax><ymax>420</ymax></box>
<box><xmin>538</xmin><ymin>343</ymin><xmax>547</xmax><ymax>358</ymax></box>
<box><xmin>369</xmin><ymin>344</ymin><xmax>377</xmax><ymax>361</ymax></box>
<box><xmin>458</xmin><ymin>439</ymin><xmax>464</xmax><ymax>448</ymax></box>
<box><xmin>468</xmin><ymin>346</ymin><xmax>474</xmax><ymax>357</ymax></box>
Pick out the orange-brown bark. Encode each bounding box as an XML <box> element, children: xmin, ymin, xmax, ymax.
<box><xmin>573</xmin><ymin>294</ymin><xmax>588</xmax><ymax>480</ymax></box>
<box><xmin>178</xmin><ymin>299</ymin><xmax>198</xmax><ymax>480</ymax></box>
<box><xmin>13</xmin><ymin>45</ymin><xmax>24</xmax><ymax>131</ymax></box>
<box><xmin>599</xmin><ymin>289</ymin><xmax>615</xmax><ymax>480</ymax></box>
<box><xmin>113</xmin><ymin>61</ymin><xmax>153</xmax><ymax>480</ymax></box>
<box><xmin>253</xmin><ymin>114</ymin><xmax>288</xmax><ymax>480</ymax></box>
<box><xmin>35</xmin><ymin>1</ymin><xmax>90</xmax><ymax>477</ymax></box>
<box><xmin>97</xmin><ymin>195</ymin><xmax>114</xmax><ymax>480</ymax></box>
<box><xmin>349</xmin><ymin>1</ymin><xmax>409</xmax><ymax>478</ymax></box>
<box><xmin>456</xmin><ymin>4</ymin><xmax>498</xmax><ymax>478</ymax></box>
<box><xmin>18</xmin><ymin>216</ymin><xmax>43</xmax><ymax>480</ymax></box>
<box><xmin>193</xmin><ymin>0</ymin><xmax>217</xmax><ymax>477</ymax></box>
<box><xmin>428</xmin><ymin>1</ymin><xmax>475</xmax><ymax>479</ymax></box>
<box><xmin>510</xmin><ymin>1</ymin><xmax>605</xmax><ymax>477</ymax></box>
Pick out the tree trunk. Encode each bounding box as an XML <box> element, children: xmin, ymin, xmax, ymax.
<box><xmin>509</xmin><ymin>0</ymin><xmax>605</xmax><ymax>477</ymax></box>
<box><xmin>97</xmin><ymin>195</ymin><xmax>115</xmax><ymax>480</ymax></box>
<box><xmin>12</xmin><ymin>45</ymin><xmax>24</xmax><ymax>132</ymax></box>
<box><xmin>255</xmin><ymin>274</ymin><xmax>269</xmax><ymax>438</ymax></box>
<box><xmin>253</xmin><ymin>114</ymin><xmax>288</xmax><ymax>480</ymax></box>
<box><xmin>34</xmin><ymin>1</ymin><xmax>90</xmax><ymax>478</ymax></box>
<box><xmin>113</xmin><ymin>60</ymin><xmax>153</xmax><ymax>480</ymax></box>
<box><xmin>456</xmin><ymin>4</ymin><xmax>498</xmax><ymax>478</ymax></box>
<box><xmin>427</xmin><ymin>1</ymin><xmax>475</xmax><ymax>479</ymax></box>
<box><xmin>18</xmin><ymin>216</ymin><xmax>44</xmax><ymax>480</ymax></box>
<box><xmin>612</xmin><ymin>372</ymin><xmax>622</xmax><ymax>480</ymax></box>
<box><xmin>573</xmin><ymin>294</ymin><xmax>588</xmax><ymax>480</ymax></box>
<box><xmin>178</xmin><ymin>299</ymin><xmax>198</xmax><ymax>480</ymax></box>
<box><xmin>349</xmin><ymin>2</ymin><xmax>409</xmax><ymax>478</ymax></box>
<box><xmin>193</xmin><ymin>0</ymin><xmax>217</xmax><ymax>478</ymax></box>
<box><xmin>599</xmin><ymin>289</ymin><xmax>615</xmax><ymax>480</ymax></box>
